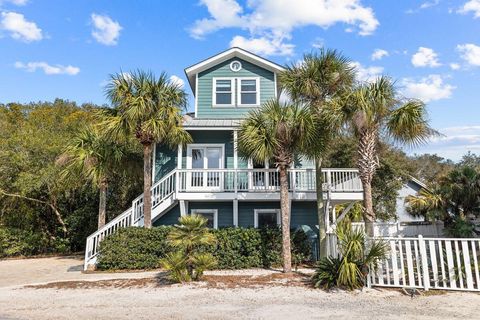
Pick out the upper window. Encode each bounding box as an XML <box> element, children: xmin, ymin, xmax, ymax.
<box><xmin>213</xmin><ymin>79</ymin><xmax>234</xmax><ymax>106</ymax></box>
<box><xmin>239</xmin><ymin>78</ymin><xmax>259</xmax><ymax>106</ymax></box>
<box><xmin>230</xmin><ymin>60</ymin><xmax>242</xmax><ymax>72</ymax></box>
<box><xmin>191</xmin><ymin>209</ymin><xmax>218</xmax><ymax>229</ymax></box>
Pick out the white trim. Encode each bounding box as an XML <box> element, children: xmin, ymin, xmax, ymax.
<box><xmin>185</xmin><ymin>47</ymin><xmax>285</xmax><ymax>76</ymax></box>
<box><xmin>274</xmin><ymin>72</ymin><xmax>278</xmax><ymax>99</ymax></box>
<box><xmin>233</xmin><ymin>130</ymin><xmax>238</xmax><ymax>169</ymax></box>
<box><xmin>254</xmin><ymin>209</ymin><xmax>280</xmax><ymax>228</ymax></box>
<box><xmin>191</xmin><ymin>209</ymin><xmax>218</xmax><ymax>229</ymax></box>
<box><xmin>230</xmin><ymin>60</ymin><xmax>242</xmax><ymax>72</ymax></box>
<box><xmin>194</xmin><ymin>73</ymin><xmax>198</xmax><ymax>117</ymax></box>
<box><xmin>212</xmin><ymin>77</ymin><xmax>235</xmax><ymax>107</ymax></box>
<box><xmin>177</xmin><ymin>144</ymin><xmax>183</xmax><ymax>169</ymax></box>
<box><xmin>237</xmin><ymin>77</ymin><xmax>260</xmax><ymax>107</ymax></box>
<box><xmin>233</xmin><ymin>200</ymin><xmax>238</xmax><ymax>227</ymax></box>
<box><xmin>185</xmin><ymin>126</ymin><xmax>238</xmax><ymax>131</ymax></box>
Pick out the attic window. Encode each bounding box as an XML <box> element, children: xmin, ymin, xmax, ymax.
<box><xmin>230</xmin><ymin>60</ymin><xmax>242</xmax><ymax>72</ymax></box>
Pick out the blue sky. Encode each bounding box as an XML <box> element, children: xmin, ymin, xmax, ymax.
<box><xmin>1</xmin><ymin>0</ymin><xmax>480</xmax><ymax>160</ymax></box>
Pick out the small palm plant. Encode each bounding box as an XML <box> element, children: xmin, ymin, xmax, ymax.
<box><xmin>312</xmin><ymin>222</ymin><xmax>388</xmax><ymax>290</ymax></box>
<box><xmin>160</xmin><ymin>214</ymin><xmax>217</xmax><ymax>282</ymax></box>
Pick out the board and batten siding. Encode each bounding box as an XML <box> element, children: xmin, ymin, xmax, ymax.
<box><xmin>196</xmin><ymin>57</ymin><xmax>276</xmax><ymax>119</ymax></box>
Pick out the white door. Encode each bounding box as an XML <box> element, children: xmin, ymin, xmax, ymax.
<box><xmin>187</xmin><ymin>145</ymin><xmax>224</xmax><ymax>190</ymax></box>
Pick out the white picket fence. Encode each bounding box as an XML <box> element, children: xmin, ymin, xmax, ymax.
<box><xmin>370</xmin><ymin>236</ymin><xmax>480</xmax><ymax>292</ymax></box>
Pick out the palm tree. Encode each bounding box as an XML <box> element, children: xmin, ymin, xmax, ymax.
<box><xmin>279</xmin><ymin>49</ymin><xmax>355</xmax><ymax>257</ymax></box>
<box><xmin>58</xmin><ymin>127</ymin><xmax>136</xmax><ymax>229</ymax></box>
<box><xmin>326</xmin><ymin>76</ymin><xmax>436</xmax><ymax>236</ymax></box>
<box><xmin>103</xmin><ymin>70</ymin><xmax>191</xmax><ymax>228</ymax></box>
<box><xmin>238</xmin><ymin>100</ymin><xmax>319</xmax><ymax>273</ymax></box>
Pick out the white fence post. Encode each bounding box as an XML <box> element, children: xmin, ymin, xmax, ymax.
<box><xmin>418</xmin><ymin>235</ymin><xmax>430</xmax><ymax>291</ymax></box>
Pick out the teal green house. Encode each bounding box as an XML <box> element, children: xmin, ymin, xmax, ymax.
<box><xmin>84</xmin><ymin>48</ymin><xmax>363</xmax><ymax>269</ymax></box>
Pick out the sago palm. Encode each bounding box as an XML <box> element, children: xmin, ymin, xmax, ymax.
<box><xmin>237</xmin><ymin>100</ymin><xmax>319</xmax><ymax>273</ymax></box>
<box><xmin>279</xmin><ymin>49</ymin><xmax>355</xmax><ymax>257</ymax></box>
<box><xmin>57</xmin><ymin>127</ymin><xmax>136</xmax><ymax>229</ymax></box>
<box><xmin>326</xmin><ymin>76</ymin><xmax>436</xmax><ymax>236</ymax></box>
<box><xmin>102</xmin><ymin>70</ymin><xmax>192</xmax><ymax>228</ymax></box>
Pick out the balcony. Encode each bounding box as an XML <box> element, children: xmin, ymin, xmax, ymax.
<box><xmin>174</xmin><ymin>168</ymin><xmax>363</xmax><ymax>201</ymax></box>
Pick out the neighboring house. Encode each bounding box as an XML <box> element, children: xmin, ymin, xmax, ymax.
<box><xmin>374</xmin><ymin>177</ymin><xmax>444</xmax><ymax>237</ymax></box>
<box><xmin>84</xmin><ymin>47</ymin><xmax>364</xmax><ymax>269</ymax></box>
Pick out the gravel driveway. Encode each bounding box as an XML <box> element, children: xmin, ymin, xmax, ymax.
<box><xmin>1</xmin><ymin>256</ymin><xmax>479</xmax><ymax>320</ymax></box>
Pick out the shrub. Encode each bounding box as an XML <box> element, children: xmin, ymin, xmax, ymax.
<box><xmin>161</xmin><ymin>215</ymin><xmax>217</xmax><ymax>282</ymax></box>
<box><xmin>96</xmin><ymin>226</ymin><xmax>172</xmax><ymax>270</ymax></box>
<box><xmin>0</xmin><ymin>228</ymin><xmax>67</xmax><ymax>258</ymax></box>
<box><xmin>96</xmin><ymin>225</ymin><xmax>312</xmax><ymax>271</ymax></box>
<box><xmin>312</xmin><ymin>257</ymin><xmax>342</xmax><ymax>289</ymax></box>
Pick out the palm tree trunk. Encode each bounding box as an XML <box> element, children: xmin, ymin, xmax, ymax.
<box><xmin>279</xmin><ymin>166</ymin><xmax>292</xmax><ymax>273</ymax></box>
<box><xmin>98</xmin><ymin>179</ymin><xmax>107</xmax><ymax>229</ymax></box>
<box><xmin>357</xmin><ymin>130</ymin><xmax>378</xmax><ymax>237</ymax></box>
<box><xmin>143</xmin><ymin>143</ymin><xmax>153</xmax><ymax>228</ymax></box>
<box><xmin>315</xmin><ymin>157</ymin><xmax>327</xmax><ymax>258</ymax></box>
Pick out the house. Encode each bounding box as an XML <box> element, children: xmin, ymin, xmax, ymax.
<box><xmin>373</xmin><ymin>177</ymin><xmax>444</xmax><ymax>237</ymax></box>
<box><xmin>84</xmin><ymin>47</ymin><xmax>364</xmax><ymax>269</ymax></box>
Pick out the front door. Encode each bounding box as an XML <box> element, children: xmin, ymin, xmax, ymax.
<box><xmin>187</xmin><ymin>145</ymin><xmax>224</xmax><ymax>190</ymax></box>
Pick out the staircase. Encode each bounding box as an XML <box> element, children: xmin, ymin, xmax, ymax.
<box><xmin>83</xmin><ymin>170</ymin><xmax>177</xmax><ymax>270</ymax></box>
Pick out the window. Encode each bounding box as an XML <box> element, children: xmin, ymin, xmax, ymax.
<box><xmin>254</xmin><ymin>209</ymin><xmax>280</xmax><ymax>228</ymax></box>
<box><xmin>213</xmin><ymin>79</ymin><xmax>233</xmax><ymax>106</ymax></box>
<box><xmin>239</xmin><ymin>78</ymin><xmax>259</xmax><ymax>106</ymax></box>
<box><xmin>230</xmin><ymin>60</ymin><xmax>242</xmax><ymax>72</ymax></box>
<box><xmin>191</xmin><ymin>209</ymin><xmax>218</xmax><ymax>229</ymax></box>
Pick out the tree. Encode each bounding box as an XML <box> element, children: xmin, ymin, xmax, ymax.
<box><xmin>103</xmin><ymin>71</ymin><xmax>191</xmax><ymax>228</ymax></box>
<box><xmin>279</xmin><ymin>49</ymin><xmax>355</xmax><ymax>257</ymax></box>
<box><xmin>326</xmin><ymin>77</ymin><xmax>436</xmax><ymax>236</ymax></box>
<box><xmin>57</xmin><ymin>127</ymin><xmax>138</xmax><ymax>229</ymax></box>
<box><xmin>237</xmin><ymin>100</ymin><xmax>319</xmax><ymax>273</ymax></box>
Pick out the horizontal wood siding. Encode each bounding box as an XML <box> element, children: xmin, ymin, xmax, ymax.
<box><xmin>291</xmin><ymin>202</ymin><xmax>317</xmax><ymax>228</ymax></box>
<box><xmin>154</xmin><ymin>204</ymin><xmax>180</xmax><ymax>226</ymax></box>
<box><xmin>189</xmin><ymin>201</ymin><xmax>233</xmax><ymax>227</ymax></box>
<box><xmin>154</xmin><ymin>144</ymin><xmax>177</xmax><ymax>183</ymax></box>
<box><xmin>197</xmin><ymin>57</ymin><xmax>275</xmax><ymax>119</ymax></box>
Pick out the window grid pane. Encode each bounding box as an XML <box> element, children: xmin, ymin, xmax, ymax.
<box><xmin>240</xmin><ymin>79</ymin><xmax>257</xmax><ymax>105</ymax></box>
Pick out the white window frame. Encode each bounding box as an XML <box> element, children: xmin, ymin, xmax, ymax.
<box><xmin>212</xmin><ymin>77</ymin><xmax>235</xmax><ymax>107</ymax></box>
<box><xmin>186</xmin><ymin>144</ymin><xmax>225</xmax><ymax>191</ymax></box>
<box><xmin>254</xmin><ymin>209</ymin><xmax>280</xmax><ymax>228</ymax></box>
<box><xmin>237</xmin><ymin>77</ymin><xmax>260</xmax><ymax>107</ymax></box>
<box><xmin>191</xmin><ymin>209</ymin><xmax>218</xmax><ymax>229</ymax></box>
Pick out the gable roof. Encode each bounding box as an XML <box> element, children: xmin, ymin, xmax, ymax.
<box><xmin>184</xmin><ymin>47</ymin><xmax>285</xmax><ymax>94</ymax></box>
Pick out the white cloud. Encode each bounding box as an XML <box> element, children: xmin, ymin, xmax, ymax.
<box><xmin>311</xmin><ymin>37</ymin><xmax>324</xmax><ymax>49</ymax></box>
<box><xmin>450</xmin><ymin>63</ymin><xmax>461</xmax><ymax>70</ymax></box>
<box><xmin>371</xmin><ymin>48</ymin><xmax>388</xmax><ymax>61</ymax></box>
<box><xmin>15</xmin><ymin>61</ymin><xmax>80</xmax><ymax>75</ymax></box>
<box><xmin>401</xmin><ymin>75</ymin><xmax>455</xmax><ymax>102</ymax></box>
<box><xmin>411</xmin><ymin>47</ymin><xmax>441</xmax><ymax>68</ymax></box>
<box><xmin>190</xmin><ymin>0</ymin><xmax>378</xmax><ymax>56</ymax></box>
<box><xmin>456</xmin><ymin>43</ymin><xmax>480</xmax><ymax>66</ymax></box>
<box><xmin>0</xmin><ymin>11</ymin><xmax>42</xmax><ymax>42</ymax></box>
<box><xmin>350</xmin><ymin>61</ymin><xmax>383</xmax><ymax>83</ymax></box>
<box><xmin>458</xmin><ymin>0</ymin><xmax>480</xmax><ymax>18</ymax></box>
<box><xmin>91</xmin><ymin>13</ymin><xmax>122</xmax><ymax>46</ymax></box>
<box><xmin>406</xmin><ymin>0</ymin><xmax>440</xmax><ymax>13</ymax></box>
<box><xmin>230</xmin><ymin>34</ymin><xmax>294</xmax><ymax>56</ymax></box>
<box><xmin>169</xmin><ymin>75</ymin><xmax>184</xmax><ymax>89</ymax></box>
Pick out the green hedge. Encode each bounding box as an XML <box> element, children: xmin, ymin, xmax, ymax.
<box><xmin>0</xmin><ymin>228</ymin><xmax>70</xmax><ymax>258</ymax></box>
<box><xmin>96</xmin><ymin>226</ymin><xmax>312</xmax><ymax>270</ymax></box>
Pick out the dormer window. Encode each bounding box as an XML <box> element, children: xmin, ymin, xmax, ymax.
<box><xmin>213</xmin><ymin>78</ymin><xmax>234</xmax><ymax>106</ymax></box>
<box><xmin>239</xmin><ymin>78</ymin><xmax>259</xmax><ymax>106</ymax></box>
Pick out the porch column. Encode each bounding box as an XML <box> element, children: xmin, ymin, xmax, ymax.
<box><xmin>233</xmin><ymin>130</ymin><xmax>238</xmax><ymax>169</ymax></box>
<box><xmin>180</xmin><ymin>200</ymin><xmax>188</xmax><ymax>217</ymax></box>
<box><xmin>177</xmin><ymin>144</ymin><xmax>183</xmax><ymax>169</ymax></box>
<box><xmin>233</xmin><ymin>199</ymin><xmax>238</xmax><ymax>227</ymax></box>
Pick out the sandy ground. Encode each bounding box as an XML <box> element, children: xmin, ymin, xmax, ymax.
<box><xmin>1</xmin><ymin>257</ymin><xmax>480</xmax><ymax>320</ymax></box>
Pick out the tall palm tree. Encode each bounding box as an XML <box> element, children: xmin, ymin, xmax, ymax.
<box><xmin>326</xmin><ymin>76</ymin><xmax>436</xmax><ymax>236</ymax></box>
<box><xmin>279</xmin><ymin>49</ymin><xmax>355</xmax><ymax>257</ymax></box>
<box><xmin>103</xmin><ymin>70</ymin><xmax>191</xmax><ymax>228</ymax></box>
<box><xmin>238</xmin><ymin>100</ymin><xmax>319</xmax><ymax>273</ymax></box>
<box><xmin>58</xmin><ymin>127</ymin><xmax>136</xmax><ymax>229</ymax></box>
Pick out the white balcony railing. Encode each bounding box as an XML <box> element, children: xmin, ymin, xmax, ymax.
<box><xmin>176</xmin><ymin>168</ymin><xmax>362</xmax><ymax>193</ymax></box>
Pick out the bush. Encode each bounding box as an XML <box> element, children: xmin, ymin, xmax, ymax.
<box><xmin>96</xmin><ymin>226</ymin><xmax>312</xmax><ymax>271</ymax></box>
<box><xmin>96</xmin><ymin>226</ymin><xmax>172</xmax><ymax>270</ymax></box>
<box><xmin>0</xmin><ymin>228</ymin><xmax>69</xmax><ymax>258</ymax></box>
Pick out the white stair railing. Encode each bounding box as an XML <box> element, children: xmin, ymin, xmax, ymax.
<box><xmin>84</xmin><ymin>170</ymin><xmax>176</xmax><ymax>268</ymax></box>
